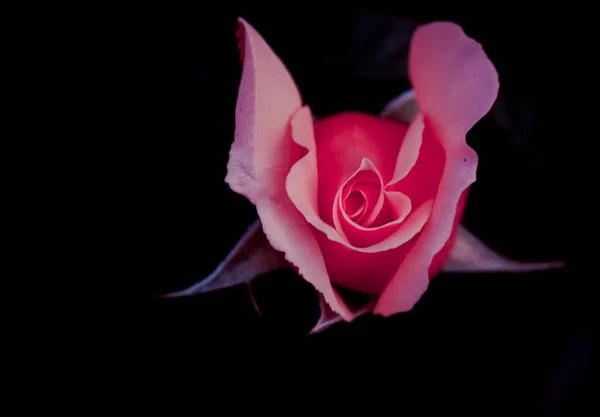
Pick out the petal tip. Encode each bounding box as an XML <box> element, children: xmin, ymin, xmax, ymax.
<box><xmin>236</xmin><ymin>16</ymin><xmax>251</xmax><ymax>29</ymax></box>
<box><xmin>410</xmin><ymin>20</ymin><xmax>500</xmax><ymax>133</ymax></box>
<box><xmin>235</xmin><ymin>17</ymin><xmax>248</xmax><ymax>61</ymax></box>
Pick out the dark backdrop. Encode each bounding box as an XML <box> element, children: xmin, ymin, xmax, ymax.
<box><xmin>116</xmin><ymin>7</ymin><xmax>595</xmax><ymax>415</ymax></box>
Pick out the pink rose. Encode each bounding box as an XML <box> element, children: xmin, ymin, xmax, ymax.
<box><xmin>226</xmin><ymin>18</ymin><xmax>499</xmax><ymax>321</ymax></box>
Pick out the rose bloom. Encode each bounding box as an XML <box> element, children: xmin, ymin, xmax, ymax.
<box><xmin>226</xmin><ymin>18</ymin><xmax>499</xmax><ymax>321</ymax></box>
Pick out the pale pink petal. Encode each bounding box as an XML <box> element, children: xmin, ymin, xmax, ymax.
<box><xmin>386</xmin><ymin>113</ymin><xmax>425</xmax><ymax>186</ymax></box>
<box><xmin>226</xmin><ymin>18</ymin><xmax>304</xmax><ymax>201</ymax></box>
<box><xmin>386</xmin><ymin>118</ymin><xmax>446</xmax><ymax>208</ymax></box>
<box><xmin>409</xmin><ymin>23</ymin><xmax>500</xmax><ymax>136</ymax></box>
<box><xmin>428</xmin><ymin>189</ymin><xmax>468</xmax><ymax>278</ymax></box>
<box><xmin>386</xmin><ymin>191</ymin><xmax>413</xmax><ymax>219</ymax></box>
<box><xmin>286</xmin><ymin>105</ymin><xmax>339</xmax><ymax>244</ymax></box>
<box><xmin>375</xmin><ymin>22</ymin><xmax>499</xmax><ymax>316</ymax></box>
<box><xmin>226</xmin><ymin>19</ymin><xmax>352</xmax><ymax>320</ymax></box>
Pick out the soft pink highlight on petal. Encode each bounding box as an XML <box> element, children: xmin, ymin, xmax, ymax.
<box><xmin>386</xmin><ymin>117</ymin><xmax>446</xmax><ymax>208</ymax></box>
<box><xmin>387</xmin><ymin>113</ymin><xmax>425</xmax><ymax>186</ymax></box>
<box><xmin>374</xmin><ymin>22</ymin><xmax>499</xmax><ymax>316</ymax></box>
<box><xmin>386</xmin><ymin>191</ymin><xmax>412</xmax><ymax>219</ymax></box>
<box><xmin>286</xmin><ymin>106</ymin><xmax>345</xmax><ymax>245</ymax></box>
<box><xmin>226</xmin><ymin>19</ymin><xmax>352</xmax><ymax>320</ymax></box>
<box><xmin>428</xmin><ymin>190</ymin><xmax>468</xmax><ymax>278</ymax></box>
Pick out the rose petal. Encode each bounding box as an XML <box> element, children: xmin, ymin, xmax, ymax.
<box><xmin>332</xmin><ymin>161</ymin><xmax>414</xmax><ymax>248</ymax></box>
<box><xmin>315</xmin><ymin>230</ymin><xmax>419</xmax><ymax>295</ymax></box>
<box><xmin>287</xmin><ymin>109</ymin><xmax>432</xmax><ymax>255</ymax></box>
<box><xmin>386</xmin><ymin>112</ymin><xmax>425</xmax><ymax>186</ymax></box>
<box><xmin>313</xmin><ymin>112</ymin><xmax>409</xmax><ymax>226</ymax></box>
<box><xmin>226</xmin><ymin>19</ymin><xmax>301</xmax><ymax>200</ymax></box>
<box><xmin>428</xmin><ymin>189</ymin><xmax>468</xmax><ymax>277</ymax></box>
<box><xmin>226</xmin><ymin>18</ymin><xmax>353</xmax><ymax>320</ymax></box>
<box><xmin>344</xmin><ymin>190</ymin><xmax>367</xmax><ymax>219</ymax></box>
<box><xmin>374</xmin><ymin>22</ymin><xmax>499</xmax><ymax>316</ymax></box>
<box><xmin>386</xmin><ymin>116</ymin><xmax>446</xmax><ymax>208</ymax></box>
<box><xmin>331</xmin><ymin>158</ymin><xmax>386</xmax><ymax>241</ymax></box>
<box><xmin>409</xmin><ymin>23</ymin><xmax>500</xmax><ymax>137</ymax></box>
<box><xmin>339</xmin><ymin>162</ymin><xmax>383</xmax><ymax>226</ymax></box>
<box><xmin>310</xmin><ymin>195</ymin><xmax>432</xmax><ymax>294</ymax></box>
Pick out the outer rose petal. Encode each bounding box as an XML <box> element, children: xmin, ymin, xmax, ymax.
<box><xmin>374</xmin><ymin>22</ymin><xmax>499</xmax><ymax>316</ymax></box>
<box><xmin>226</xmin><ymin>18</ymin><xmax>301</xmax><ymax>197</ymax></box>
<box><xmin>428</xmin><ymin>190</ymin><xmax>468</xmax><ymax>277</ymax></box>
<box><xmin>226</xmin><ymin>18</ymin><xmax>353</xmax><ymax>320</ymax></box>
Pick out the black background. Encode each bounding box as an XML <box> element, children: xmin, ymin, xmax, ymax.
<box><xmin>116</xmin><ymin>7</ymin><xmax>596</xmax><ymax>415</ymax></box>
